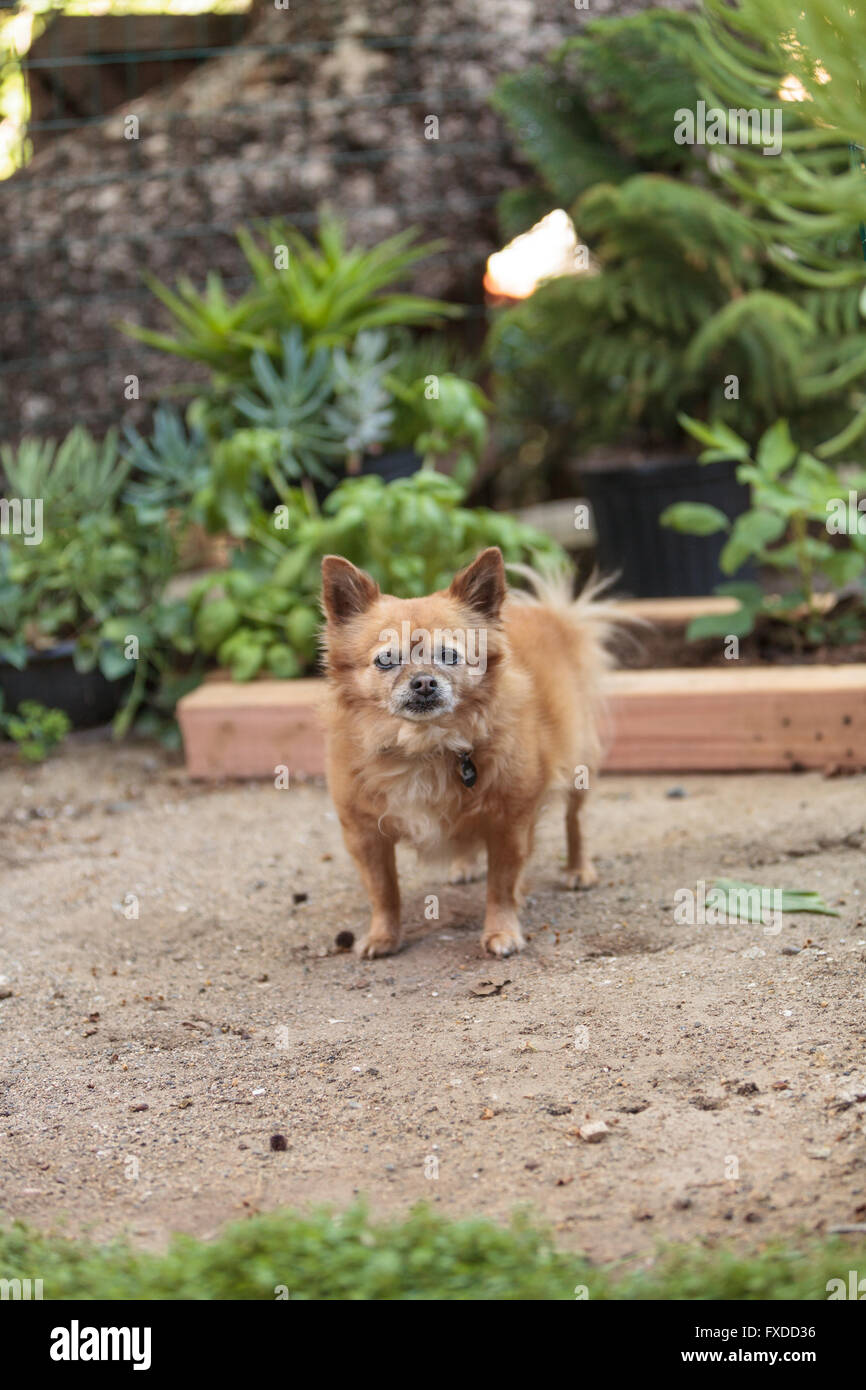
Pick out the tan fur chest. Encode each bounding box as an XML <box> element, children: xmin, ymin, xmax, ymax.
<box><xmin>360</xmin><ymin>751</ymin><xmax>481</xmax><ymax>853</ymax></box>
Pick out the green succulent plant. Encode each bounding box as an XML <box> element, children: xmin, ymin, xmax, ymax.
<box><xmin>0</xmin><ymin>697</ymin><xmax>71</xmax><ymax>763</ymax></box>
<box><xmin>120</xmin><ymin>212</ymin><xmax>462</xmax><ymax>384</ymax></box>
<box><xmin>234</xmin><ymin>213</ymin><xmax>462</xmax><ymax>351</ymax></box>
<box><xmin>194</xmin><ymin>328</ymin><xmax>348</xmax><ymax>527</ymax></box>
<box><xmin>123</xmin><ymin>407</ymin><xmax>211</xmax><ymax>521</ymax></box>
<box><xmin>326</xmin><ymin>330</ymin><xmax>397</xmax><ymax>467</ymax></box>
<box><xmin>0</xmin><ymin>425</ymin><xmax>191</xmax><ymax>739</ymax></box>
<box><xmin>1</xmin><ymin>426</ymin><xmax>128</xmax><ymax>520</ymax></box>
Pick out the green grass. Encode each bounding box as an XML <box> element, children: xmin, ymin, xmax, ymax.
<box><xmin>2</xmin><ymin>1205</ymin><xmax>864</xmax><ymax>1300</ymax></box>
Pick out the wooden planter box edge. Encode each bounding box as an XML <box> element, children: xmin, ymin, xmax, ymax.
<box><xmin>176</xmin><ymin>601</ymin><xmax>866</xmax><ymax>778</ymax></box>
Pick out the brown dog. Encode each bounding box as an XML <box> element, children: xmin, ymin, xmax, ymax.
<box><xmin>320</xmin><ymin>547</ymin><xmax>616</xmax><ymax>958</ymax></box>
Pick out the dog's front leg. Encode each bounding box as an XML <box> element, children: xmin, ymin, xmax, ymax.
<box><xmin>340</xmin><ymin>818</ymin><xmax>402</xmax><ymax>958</ymax></box>
<box><xmin>482</xmin><ymin>822</ymin><xmax>531</xmax><ymax>957</ymax></box>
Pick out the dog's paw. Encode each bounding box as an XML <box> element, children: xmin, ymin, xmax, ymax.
<box><xmin>481</xmin><ymin>924</ymin><xmax>526</xmax><ymax>958</ymax></box>
<box><xmin>448</xmin><ymin>856</ymin><xmax>485</xmax><ymax>885</ymax></box>
<box><xmin>559</xmin><ymin>864</ymin><xmax>599</xmax><ymax>891</ymax></box>
<box><xmin>354</xmin><ymin>932</ymin><xmax>402</xmax><ymax>959</ymax></box>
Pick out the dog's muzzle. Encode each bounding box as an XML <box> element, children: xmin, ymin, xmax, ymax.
<box><xmin>398</xmin><ymin>672</ymin><xmax>448</xmax><ymax>718</ymax></box>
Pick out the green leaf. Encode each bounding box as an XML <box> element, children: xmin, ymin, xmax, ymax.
<box><xmin>0</xmin><ymin>639</ymin><xmax>28</xmax><ymax>670</ymax></box>
<box><xmin>748</xmin><ymin>479</ymin><xmax>810</xmax><ymax>517</ymax></box>
<box><xmin>266</xmin><ymin>644</ymin><xmax>302</xmax><ymax>679</ymax></box>
<box><xmin>677</xmin><ymin>413</ymin><xmax>727</xmax><ymax>449</ymax></box>
<box><xmin>677</xmin><ymin>414</ymin><xmax>749</xmax><ymax>461</ymax></box>
<box><xmin>273</xmin><ymin>546</ymin><xmax>315</xmax><ymax>590</ymax></box>
<box><xmin>755</xmin><ymin>420</ymin><xmax>798</xmax><ymax>479</ymax></box>
<box><xmin>99</xmin><ymin>646</ymin><xmax>135</xmax><ymax>682</ymax></box>
<box><xmin>720</xmin><ymin>511</ymin><xmax>787</xmax><ymax>573</ymax></box>
<box><xmin>686</xmin><ymin>607</ymin><xmax>756</xmax><ymax>641</ymax></box>
<box><xmin>697</xmin><ymin>422</ymin><xmax>751</xmax><ymax>463</ymax></box>
<box><xmin>231</xmin><ymin>643</ymin><xmax>264</xmax><ymax>682</ymax></box>
<box><xmin>822</xmin><ymin>550</ymin><xmax>866</xmax><ymax>587</ymax></box>
<box><xmin>3</xmin><ymin>701</ymin><xmax>71</xmax><ymax>762</ymax></box>
<box><xmin>285</xmin><ymin>605</ymin><xmax>320</xmax><ymax>657</ymax></box>
<box><xmin>194</xmin><ymin>598</ymin><xmax>241</xmax><ymax>655</ymax></box>
<box><xmin>659</xmin><ymin>502</ymin><xmax>731</xmax><ymax>536</ymax></box>
<box><xmin>713</xmin><ymin>879</ymin><xmax>840</xmax><ymax>922</ymax></box>
<box><xmin>714</xmin><ymin>580</ymin><xmax>764</xmax><ymax>611</ymax></box>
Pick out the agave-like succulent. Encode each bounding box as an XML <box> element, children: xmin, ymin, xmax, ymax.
<box><xmin>1</xmin><ymin>426</ymin><xmax>128</xmax><ymax>519</ymax></box>
<box><xmin>236</xmin><ymin>212</ymin><xmax>461</xmax><ymax>350</ymax></box>
<box><xmin>121</xmin><ymin>213</ymin><xmax>462</xmax><ymax>379</ymax></box>
<box><xmin>231</xmin><ymin>328</ymin><xmax>345</xmax><ymax>484</ymax></box>
<box><xmin>123</xmin><ymin>407</ymin><xmax>211</xmax><ymax>519</ymax></box>
<box><xmin>326</xmin><ymin>330</ymin><xmax>398</xmax><ymax>464</ymax></box>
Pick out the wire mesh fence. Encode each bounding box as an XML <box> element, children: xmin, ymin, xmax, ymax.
<box><xmin>0</xmin><ymin>0</ymin><xmax>598</xmax><ymax>441</ymax></box>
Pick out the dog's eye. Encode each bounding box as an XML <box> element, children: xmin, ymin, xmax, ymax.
<box><xmin>374</xmin><ymin>652</ymin><xmax>399</xmax><ymax>670</ymax></box>
<box><xmin>439</xmin><ymin>648</ymin><xmax>461</xmax><ymax>666</ymax></box>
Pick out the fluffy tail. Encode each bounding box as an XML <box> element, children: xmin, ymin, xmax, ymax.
<box><xmin>504</xmin><ymin>560</ymin><xmax>641</xmax><ymax>770</ymax></box>
<box><xmin>505</xmin><ymin>559</ymin><xmax>628</xmax><ymax>670</ymax></box>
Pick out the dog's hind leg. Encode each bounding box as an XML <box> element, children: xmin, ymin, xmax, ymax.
<box><xmin>448</xmin><ymin>851</ymin><xmax>486</xmax><ymax>884</ymax></box>
<box><xmin>561</xmin><ymin>788</ymin><xmax>598</xmax><ymax>890</ymax></box>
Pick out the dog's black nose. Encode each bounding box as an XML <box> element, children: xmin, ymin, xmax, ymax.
<box><xmin>409</xmin><ymin>674</ymin><xmax>439</xmax><ymax>696</ymax></box>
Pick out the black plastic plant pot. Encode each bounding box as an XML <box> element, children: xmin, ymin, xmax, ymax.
<box><xmin>0</xmin><ymin>642</ymin><xmax>129</xmax><ymax>728</ymax></box>
<box><xmin>359</xmin><ymin>447</ymin><xmax>421</xmax><ymax>484</ymax></box>
<box><xmin>312</xmin><ymin>448</ymin><xmax>421</xmax><ymax>504</ymax></box>
<box><xmin>581</xmin><ymin>455</ymin><xmax>751</xmax><ymax>599</ymax></box>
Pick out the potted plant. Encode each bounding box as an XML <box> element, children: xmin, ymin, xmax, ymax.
<box><xmin>652</xmin><ymin>0</ymin><xmax>866</xmax><ymax>637</ymax></box>
<box><xmin>485</xmin><ymin>10</ymin><xmax>863</xmax><ymax>596</ymax></box>
<box><xmin>123</xmin><ymin>331</ymin><xmax>490</xmax><ymax>542</ymax></box>
<box><xmin>0</xmin><ymin>427</ymin><xmax>181</xmax><ymax>728</ymax></box>
<box><xmin>661</xmin><ymin>416</ymin><xmax>866</xmax><ymax>645</ymax></box>
<box><xmin>121</xmin><ymin>213</ymin><xmax>484</xmax><ymax>496</ymax></box>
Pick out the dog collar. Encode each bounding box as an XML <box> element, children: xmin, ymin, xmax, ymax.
<box><xmin>458</xmin><ymin>751</ymin><xmax>477</xmax><ymax>789</ymax></box>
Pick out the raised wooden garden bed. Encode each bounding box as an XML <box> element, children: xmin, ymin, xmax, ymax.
<box><xmin>179</xmin><ymin>678</ymin><xmax>326</xmax><ymax>779</ymax></box>
<box><xmin>602</xmin><ymin>664</ymin><xmax>865</xmax><ymax>772</ymax></box>
<box><xmin>177</xmin><ymin>599</ymin><xmax>866</xmax><ymax>778</ymax></box>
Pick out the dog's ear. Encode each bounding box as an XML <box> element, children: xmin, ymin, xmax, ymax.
<box><xmin>449</xmin><ymin>547</ymin><xmax>506</xmax><ymax>620</ymax></box>
<box><xmin>321</xmin><ymin>555</ymin><xmax>379</xmax><ymax>624</ymax></box>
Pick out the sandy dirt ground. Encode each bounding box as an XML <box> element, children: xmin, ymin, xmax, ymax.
<box><xmin>1</xmin><ymin>737</ymin><xmax>865</xmax><ymax>1267</ymax></box>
